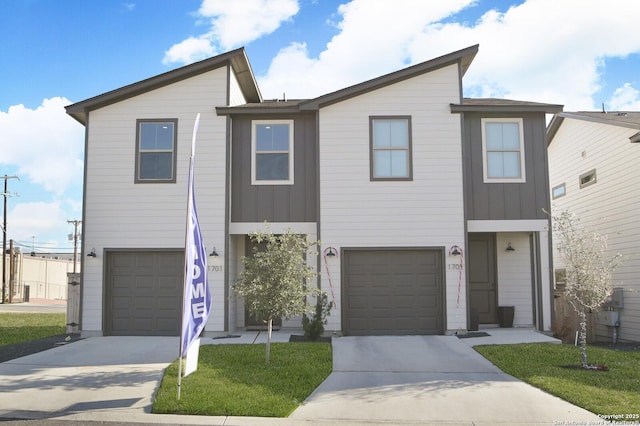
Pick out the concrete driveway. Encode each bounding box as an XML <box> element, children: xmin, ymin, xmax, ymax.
<box><xmin>290</xmin><ymin>335</ymin><xmax>602</xmax><ymax>425</ymax></box>
<box><xmin>0</xmin><ymin>332</ymin><xmax>603</xmax><ymax>425</ymax></box>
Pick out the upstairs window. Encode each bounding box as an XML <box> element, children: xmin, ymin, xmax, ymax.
<box><xmin>552</xmin><ymin>183</ymin><xmax>566</xmax><ymax>199</ymax></box>
<box><xmin>482</xmin><ymin>118</ymin><xmax>526</xmax><ymax>183</ymax></box>
<box><xmin>252</xmin><ymin>120</ymin><xmax>294</xmax><ymax>185</ymax></box>
<box><xmin>370</xmin><ymin>116</ymin><xmax>412</xmax><ymax>180</ymax></box>
<box><xmin>579</xmin><ymin>169</ymin><xmax>596</xmax><ymax>188</ymax></box>
<box><xmin>136</xmin><ymin>119</ymin><xmax>177</xmax><ymax>183</ymax></box>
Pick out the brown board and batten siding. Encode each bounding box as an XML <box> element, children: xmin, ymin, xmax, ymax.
<box><xmin>229</xmin><ymin>113</ymin><xmax>318</xmax><ymax>223</ymax></box>
<box><xmin>451</xmin><ymin>100</ymin><xmax>562</xmax><ymax>221</ymax></box>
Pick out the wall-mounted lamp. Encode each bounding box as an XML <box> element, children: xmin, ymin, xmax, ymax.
<box><xmin>449</xmin><ymin>245</ymin><xmax>462</xmax><ymax>256</ymax></box>
<box><xmin>324</xmin><ymin>247</ymin><xmax>337</xmax><ymax>257</ymax></box>
<box><xmin>209</xmin><ymin>247</ymin><xmax>219</xmax><ymax>257</ymax></box>
<box><xmin>87</xmin><ymin>248</ymin><xmax>97</xmax><ymax>257</ymax></box>
<box><xmin>506</xmin><ymin>242</ymin><xmax>515</xmax><ymax>252</ymax></box>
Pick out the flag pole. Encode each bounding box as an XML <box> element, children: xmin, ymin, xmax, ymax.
<box><xmin>178</xmin><ymin>113</ymin><xmax>201</xmax><ymax>400</ymax></box>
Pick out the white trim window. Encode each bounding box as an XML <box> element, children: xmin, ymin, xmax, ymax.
<box><xmin>481</xmin><ymin>118</ymin><xmax>526</xmax><ymax>183</ymax></box>
<box><xmin>251</xmin><ymin>120</ymin><xmax>294</xmax><ymax>185</ymax></box>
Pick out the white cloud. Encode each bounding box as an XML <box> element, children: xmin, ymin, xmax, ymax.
<box><xmin>0</xmin><ymin>97</ymin><xmax>84</xmax><ymax>195</ymax></box>
<box><xmin>163</xmin><ymin>36</ymin><xmax>218</xmax><ymax>65</ymax></box>
<box><xmin>163</xmin><ymin>0</ymin><xmax>299</xmax><ymax>65</ymax></box>
<box><xmin>608</xmin><ymin>83</ymin><xmax>640</xmax><ymax>111</ymax></box>
<box><xmin>259</xmin><ymin>0</ymin><xmax>474</xmax><ymax>99</ymax></box>
<box><xmin>8</xmin><ymin>201</ymin><xmax>68</xmax><ymax>246</ymax></box>
<box><xmin>257</xmin><ymin>0</ymin><xmax>640</xmax><ymax>110</ymax></box>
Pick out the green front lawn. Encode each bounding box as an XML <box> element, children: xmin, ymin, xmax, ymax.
<box><xmin>153</xmin><ymin>342</ymin><xmax>332</xmax><ymax>417</ymax></box>
<box><xmin>475</xmin><ymin>343</ymin><xmax>640</xmax><ymax>417</ymax></box>
<box><xmin>0</xmin><ymin>313</ymin><xmax>66</xmax><ymax>346</ymax></box>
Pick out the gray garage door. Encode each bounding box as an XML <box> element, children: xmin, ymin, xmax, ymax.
<box><xmin>343</xmin><ymin>249</ymin><xmax>444</xmax><ymax>335</ymax></box>
<box><xmin>106</xmin><ymin>251</ymin><xmax>183</xmax><ymax>336</ymax></box>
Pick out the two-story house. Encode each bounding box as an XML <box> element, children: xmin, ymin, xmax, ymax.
<box><xmin>66</xmin><ymin>45</ymin><xmax>561</xmax><ymax>337</ymax></box>
<box><xmin>547</xmin><ymin>111</ymin><xmax>640</xmax><ymax>343</ymax></box>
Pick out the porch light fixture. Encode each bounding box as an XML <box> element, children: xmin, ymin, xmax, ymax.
<box><xmin>87</xmin><ymin>248</ymin><xmax>97</xmax><ymax>257</ymax></box>
<box><xmin>209</xmin><ymin>247</ymin><xmax>219</xmax><ymax>257</ymax></box>
<box><xmin>506</xmin><ymin>242</ymin><xmax>515</xmax><ymax>252</ymax></box>
<box><xmin>325</xmin><ymin>247</ymin><xmax>337</xmax><ymax>257</ymax></box>
<box><xmin>450</xmin><ymin>245</ymin><xmax>462</xmax><ymax>256</ymax></box>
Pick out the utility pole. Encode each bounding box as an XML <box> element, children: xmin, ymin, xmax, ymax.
<box><xmin>67</xmin><ymin>220</ymin><xmax>81</xmax><ymax>274</ymax></box>
<box><xmin>2</xmin><ymin>175</ymin><xmax>19</xmax><ymax>304</ymax></box>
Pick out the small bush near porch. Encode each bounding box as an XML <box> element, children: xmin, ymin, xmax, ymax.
<box><xmin>476</xmin><ymin>343</ymin><xmax>640</xmax><ymax>417</ymax></box>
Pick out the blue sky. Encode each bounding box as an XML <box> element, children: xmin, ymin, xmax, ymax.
<box><xmin>1</xmin><ymin>0</ymin><xmax>640</xmax><ymax>253</ymax></box>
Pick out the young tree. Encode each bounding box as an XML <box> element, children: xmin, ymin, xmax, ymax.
<box><xmin>551</xmin><ymin>209</ymin><xmax>623</xmax><ymax>368</ymax></box>
<box><xmin>233</xmin><ymin>226</ymin><xmax>323</xmax><ymax>363</ymax></box>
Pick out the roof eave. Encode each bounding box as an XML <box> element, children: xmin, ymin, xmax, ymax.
<box><xmin>546</xmin><ymin>114</ymin><xmax>564</xmax><ymax>145</ymax></box>
<box><xmin>299</xmin><ymin>44</ymin><xmax>479</xmax><ymax>111</ymax></box>
<box><xmin>65</xmin><ymin>47</ymin><xmax>259</xmax><ymax>125</ymax></box>
<box><xmin>547</xmin><ymin>111</ymin><xmax>640</xmax><ymax>145</ymax></box>
<box><xmin>450</xmin><ymin>103</ymin><xmax>564</xmax><ymax>113</ymax></box>
<box><xmin>216</xmin><ymin>105</ymin><xmax>303</xmax><ymax>115</ymax></box>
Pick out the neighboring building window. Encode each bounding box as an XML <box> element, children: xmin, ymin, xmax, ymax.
<box><xmin>481</xmin><ymin>118</ymin><xmax>526</xmax><ymax>183</ymax></box>
<box><xmin>555</xmin><ymin>268</ymin><xmax>566</xmax><ymax>289</ymax></box>
<box><xmin>579</xmin><ymin>169</ymin><xmax>596</xmax><ymax>188</ymax></box>
<box><xmin>252</xmin><ymin>120</ymin><xmax>294</xmax><ymax>185</ymax></box>
<box><xmin>370</xmin><ymin>116</ymin><xmax>412</xmax><ymax>180</ymax></box>
<box><xmin>136</xmin><ymin>119</ymin><xmax>177</xmax><ymax>183</ymax></box>
<box><xmin>552</xmin><ymin>183</ymin><xmax>566</xmax><ymax>199</ymax></box>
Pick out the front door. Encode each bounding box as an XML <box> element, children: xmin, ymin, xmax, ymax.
<box><xmin>469</xmin><ymin>233</ymin><xmax>498</xmax><ymax>324</ymax></box>
<box><xmin>244</xmin><ymin>235</ymin><xmax>282</xmax><ymax>330</ymax></box>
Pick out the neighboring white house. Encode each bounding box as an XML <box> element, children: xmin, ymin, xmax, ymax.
<box><xmin>66</xmin><ymin>45</ymin><xmax>562</xmax><ymax>337</ymax></box>
<box><xmin>547</xmin><ymin>111</ymin><xmax>640</xmax><ymax>343</ymax></box>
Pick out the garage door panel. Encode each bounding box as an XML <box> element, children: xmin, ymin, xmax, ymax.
<box><xmin>343</xmin><ymin>249</ymin><xmax>443</xmax><ymax>335</ymax></box>
<box><xmin>107</xmin><ymin>251</ymin><xmax>183</xmax><ymax>336</ymax></box>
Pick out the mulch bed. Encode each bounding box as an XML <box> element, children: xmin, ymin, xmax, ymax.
<box><xmin>0</xmin><ymin>334</ymin><xmax>82</xmax><ymax>363</ymax></box>
<box><xmin>457</xmin><ymin>331</ymin><xmax>491</xmax><ymax>339</ymax></box>
<box><xmin>560</xmin><ymin>364</ymin><xmax>609</xmax><ymax>371</ymax></box>
<box><xmin>289</xmin><ymin>335</ymin><xmax>331</xmax><ymax>343</ymax></box>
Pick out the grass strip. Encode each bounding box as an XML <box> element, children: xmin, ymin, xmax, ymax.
<box><xmin>0</xmin><ymin>313</ymin><xmax>66</xmax><ymax>346</ymax></box>
<box><xmin>153</xmin><ymin>342</ymin><xmax>332</xmax><ymax>417</ymax></box>
<box><xmin>475</xmin><ymin>343</ymin><xmax>640</xmax><ymax>417</ymax></box>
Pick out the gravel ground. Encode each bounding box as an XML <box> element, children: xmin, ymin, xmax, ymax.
<box><xmin>0</xmin><ymin>334</ymin><xmax>83</xmax><ymax>363</ymax></box>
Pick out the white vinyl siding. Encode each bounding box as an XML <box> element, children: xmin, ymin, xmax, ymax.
<box><xmin>496</xmin><ymin>233</ymin><xmax>534</xmax><ymax>327</ymax></box>
<box><xmin>82</xmin><ymin>68</ymin><xmax>229</xmax><ymax>335</ymax></box>
<box><xmin>228</xmin><ymin>70</ymin><xmax>246</xmax><ymax>106</ymax></box>
<box><xmin>549</xmin><ymin>118</ymin><xmax>640</xmax><ymax>342</ymax></box>
<box><xmin>318</xmin><ymin>64</ymin><xmax>466</xmax><ymax>333</ymax></box>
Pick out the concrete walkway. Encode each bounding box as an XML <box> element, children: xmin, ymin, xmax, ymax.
<box><xmin>0</xmin><ymin>330</ymin><xmax>603</xmax><ymax>425</ymax></box>
<box><xmin>290</xmin><ymin>334</ymin><xmax>601</xmax><ymax>425</ymax></box>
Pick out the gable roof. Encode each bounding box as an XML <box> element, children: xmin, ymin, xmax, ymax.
<box><xmin>547</xmin><ymin>111</ymin><xmax>640</xmax><ymax>145</ymax></box>
<box><xmin>217</xmin><ymin>44</ymin><xmax>479</xmax><ymax>116</ymax></box>
<box><xmin>450</xmin><ymin>98</ymin><xmax>563</xmax><ymax>113</ymax></box>
<box><xmin>66</xmin><ymin>47</ymin><xmax>261</xmax><ymax>125</ymax></box>
<box><xmin>298</xmin><ymin>44</ymin><xmax>479</xmax><ymax>111</ymax></box>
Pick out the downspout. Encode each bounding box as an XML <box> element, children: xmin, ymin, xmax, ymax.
<box><xmin>223</xmin><ymin>63</ymin><xmax>232</xmax><ymax>333</ymax></box>
<box><xmin>529</xmin><ymin>232</ymin><xmax>538</xmax><ymax>329</ymax></box>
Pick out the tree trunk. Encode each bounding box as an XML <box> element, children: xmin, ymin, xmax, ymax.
<box><xmin>266</xmin><ymin>317</ymin><xmax>272</xmax><ymax>364</ymax></box>
<box><xmin>578</xmin><ymin>309</ymin><xmax>588</xmax><ymax>368</ymax></box>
